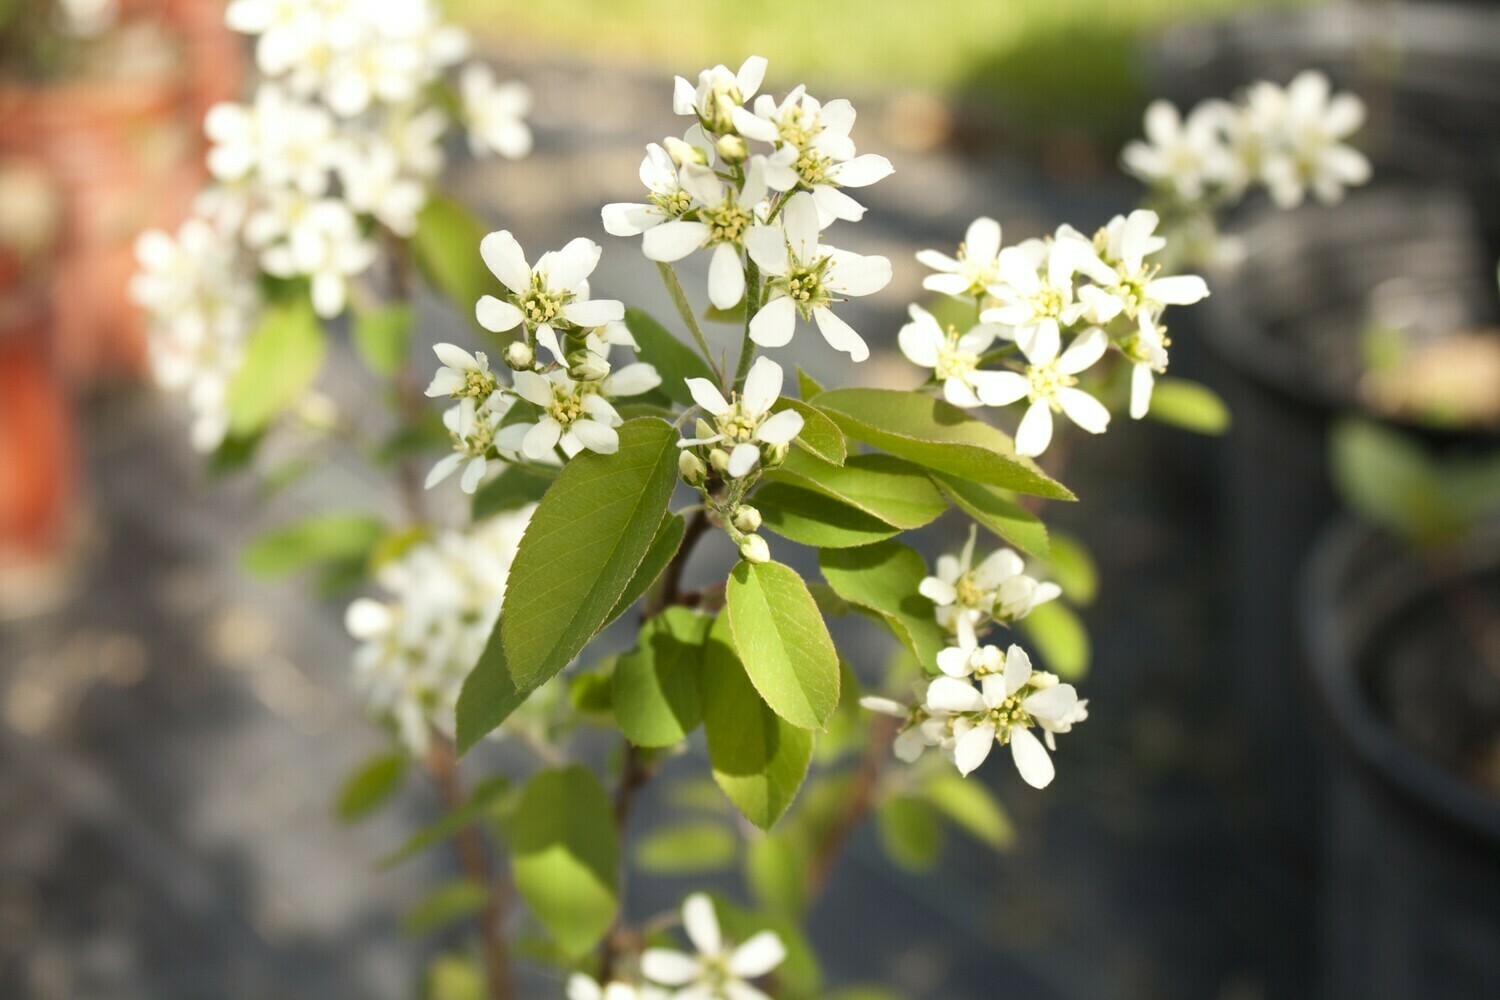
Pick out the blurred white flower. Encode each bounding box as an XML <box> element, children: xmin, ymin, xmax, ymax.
<box><xmin>345</xmin><ymin>508</ymin><xmax>532</xmax><ymax>755</ymax></box>
<box><xmin>259</xmin><ymin>199</ymin><xmax>376</xmax><ymax>318</ymax></box>
<box><xmin>1122</xmin><ymin>99</ymin><xmax>1242</xmax><ymax>203</ymax></box>
<box><xmin>566</xmin><ymin>974</ymin><xmax>666</xmax><ymax>1000</ymax></box>
<box><xmin>982</xmin><ymin>326</ymin><xmax>1111</xmax><ymax>457</ymax></box>
<box><xmin>679</xmin><ymin>356</ymin><xmax>803</xmax><ymax>479</ymax></box>
<box><xmin>1248</xmin><ymin>71</ymin><xmax>1372</xmax><ymax>208</ymax></box>
<box><xmin>744</xmin><ymin>193</ymin><xmax>890</xmax><ymax>361</ymax></box>
<box><xmin>919</xmin><ymin>526</ymin><xmax>1059</xmax><ymax>631</ymax></box>
<box><xmin>674</xmin><ymin>56</ymin><xmax>768</xmax><ymax>134</ymax></box>
<box><xmin>602</xmin><ymin>141</ymin><xmax>703</xmax><ymax>238</ymax></box>
<box><xmin>462</xmin><ymin>63</ymin><xmax>534</xmax><ymax>160</ymax></box>
<box><xmin>897</xmin><ymin>304</ymin><xmax>1010</xmax><ymax>409</ymax></box>
<box><xmin>641</xmin><ymin>893</ymin><xmax>785</xmax><ymax>1000</ymax></box>
<box><xmin>338</xmin><ymin>140</ymin><xmax>427</xmax><ymax>236</ymax></box>
<box><xmin>917</xmin><ymin>216</ymin><xmax>1004</xmax><ymax>298</ymax></box>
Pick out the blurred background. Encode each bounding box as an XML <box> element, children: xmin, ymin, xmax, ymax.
<box><xmin>2</xmin><ymin>1</ymin><xmax>1499</xmax><ymax>998</ymax></box>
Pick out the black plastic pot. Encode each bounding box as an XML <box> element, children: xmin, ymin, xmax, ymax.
<box><xmin>1302</xmin><ymin>519</ymin><xmax>1500</xmax><ymax>1000</ymax></box>
<box><xmin>1199</xmin><ymin>186</ymin><xmax>1500</xmax><ymax>858</ymax></box>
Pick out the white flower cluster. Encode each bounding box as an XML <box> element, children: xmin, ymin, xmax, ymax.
<box><xmin>603</xmin><ymin>56</ymin><xmax>893</xmax><ymax>362</ymax></box>
<box><xmin>424</xmin><ymin>233</ymin><xmax>662</xmax><ymax>493</ymax></box>
<box><xmin>863</xmin><ymin>528</ymin><xmax>1086</xmax><ymax>787</ymax></box>
<box><xmin>203</xmin><ymin>0</ymin><xmax>530</xmax><ymax>319</ymax></box>
<box><xmin>343</xmin><ymin>506</ymin><xmax>532</xmax><ymax>755</ymax></box>
<box><xmin>908</xmin><ymin>210</ymin><xmax>1208</xmax><ymax>455</ymax></box>
<box><xmin>130</xmin><ymin>193</ymin><xmax>261</xmax><ymax>452</ymax></box>
<box><xmin>1123</xmin><ymin>70</ymin><xmax>1371</xmax><ymax>211</ymax></box>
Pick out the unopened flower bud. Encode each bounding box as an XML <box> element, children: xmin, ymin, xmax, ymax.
<box><xmin>739</xmin><ymin>534</ymin><xmax>770</xmax><ymax>564</ymax></box>
<box><xmin>732</xmin><ymin>505</ymin><xmax>761</xmax><ymax>533</ymax></box>
<box><xmin>678</xmin><ymin>449</ymin><xmax>707</xmax><ymax>486</ymax></box>
<box><xmin>762</xmin><ymin>442</ymin><xmax>789</xmax><ymax>469</ymax></box>
<box><xmin>664</xmin><ymin>136</ymin><xmax>707</xmax><ymax>167</ymax></box>
<box><xmin>709</xmin><ymin>447</ymin><xmax>731</xmax><ymax>474</ymax></box>
<box><xmin>567</xmin><ymin>349</ymin><xmax>609</xmax><ymax>382</ymax></box>
<box><xmin>716</xmin><ymin>134</ymin><xmax>748</xmax><ymax>164</ymax></box>
<box><xmin>504</xmin><ymin>341</ymin><xmax>534</xmax><ymax>371</ymax></box>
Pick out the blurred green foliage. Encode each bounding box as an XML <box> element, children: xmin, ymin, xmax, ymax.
<box><xmin>446</xmin><ymin>0</ymin><xmax>1314</xmax><ymax>147</ymax></box>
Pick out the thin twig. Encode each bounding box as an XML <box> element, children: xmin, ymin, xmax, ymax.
<box><xmin>732</xmin><ymin>258</ymin><xmax>761</xmax><ymax>392</ymax></box>
<box><xmin>806</xmin><ymin>714</ymin><xmax>898</xmax><ymax>903</ymax></box>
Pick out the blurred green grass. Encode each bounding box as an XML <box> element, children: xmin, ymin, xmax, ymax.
<box><xmin>448</xmin><ymin>0</ymin><xmax>1313</xmax><ymax>147</ymax></box>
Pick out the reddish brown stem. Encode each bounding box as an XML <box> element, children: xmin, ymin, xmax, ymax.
<box><xmin>806</xmin><ymin>714</ymin><xmax>898</xmax><ymax>903</ymax></box>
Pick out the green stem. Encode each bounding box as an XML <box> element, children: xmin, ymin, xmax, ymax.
<box><xmin>656</xmin><ymin>261</ymin><xmax>723</xmax><ymax>384</ymax></box>
<box><xmin>733</xmin><ymin>257</ymin><xmax>761</xmax><ymax>392</ymax></box>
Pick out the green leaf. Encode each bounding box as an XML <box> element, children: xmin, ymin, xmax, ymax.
<box><xmin>207</xmin><ymin>430</ymin><xmax>263</xmax><ymax>477</ymax></box>
<box><xmin>1019</xmin><ymin>600</ymin><xmax>1090</xmax><ymax>679</ymax></box>
<box><xmin>625</xmin><ymin>308</ymin><xmax>715</xmax><ymax>408</ymax></box>
<box><xmin>813</xmin><ymin>388</ymin><xmax>1074</xmax><ymax>499</ymax></box>
<box><xmin>511</xmin><ymin>766</ymin><xmax>618</xmax><ymax>957</ymax></box>
<box><xmin>1147</xmin><ymin>377</ymin><xmax>1231</xmax><ymax>434</ymax></box>
<box><xmin>769</xmin><ymin>451</ymin><xmax>946</xmax><ymax>530</ymax></box>
<box><xmin>772</xmin><ymin>398</ymin><xmax>846</xmax><ymax>465</ymax></box>
<box><xmin>923</xmin><ymin>773</ymin><xmax>1014</xmax><ymax>850</ymax></box>
<box><xmin>613</xmin><ymin>607</ymin><xmax>711</xmax><ymax>747</ymax></box>
<box><xmin>334</xmin><ymin>751</ymin><xmax>407</xmax><ymax>823</ymax></box>
<box><xmin>498</xmin><ymin>419</ymin><xmax>678</xmax><ymax>694</ymax></box>
<box><xmin>471</xmin><ymin>464</ymin><xmax>555</xmax><ymax>520</ymax></box>
<box><xmin>1045</xmin><ymin>532</ymin><xmax>1097</xmax><ymax>605</ymax></box>
<box><xmin>746</xmin><ymin>833</ymin><xmax>808</xmax><ymax>917</ymax></box>
<box><xmin>795</xmin><ymin>366</ymin><xmax>825</xmax><ymax>399</ymax></box>
<box><xmin>412</xmin><ymin>195</ymin><xmax>493</xmax><ymax>326</ymax></box>
<box><xmin>228</xmin><ymin>300</ymin><xmax>325</xmax><ymax>435</ymax></box>
<box><xmin>242</xmin><ymin>511</ymin><xmax>385</xmax><ymax>578</ymax></box>
<box><xmin>819</xmin><ymin>542</ymin><xmax>947</xmax><ymax>672</ymax></box>
<box><xmin>704</xmin><ymin>301</ymin><xmax>746</xmax><ymax>325</ymax></box>
<box><xmin>756</xmin><ymin>483</ymin><xmax>900</xmax><ymax>549</ymax></box>
<box><xmin>929</xmin><ymin>473</ymin><xmax>1049</xmax><ymax>558</ymax></box>
<box><xmin>456</xmin><ymin>626</ymin><xmax>531</xmax><ymax>754</ymax></box>
<box><xmin>876</xmin><ymin>795</ymin><xmax>941</xmax><ymax>871</ymax></box>
<box><xmin>634</xmin><ymin>821</ymin><xmax>738</xmax><ymax>873</ymax></box>
<box><xmin>402</xmin><ymin>880</ymin><xmax>490</xmax><ymax>936</ymax></box>
<box><xmin>605</xmin><ymin>512</ymin><xmax>687</xmax><ymax>624</ymax></box>
<box><xmin>352</xmin><ymin>302</ymin><xmax>412</xmax><ymax>375</ymax></box>
<box><xmin>701</xmin><ymin>613</ymin><xmax>814</xmax><ymax>829</ymax></box>
<box><xmin>726</xmin><ymin>561</ymin><xmax>841</xmax><ymax>730</ymax></box>
<box><xmin>424</xmin><ymin>955</ymin><xmax>485</xmax><ymax>1000</ymax></box>
<box><xmin>380</xmin><ymin>775</ymin><xmax>512</xmax><ymax>869</ymax></box>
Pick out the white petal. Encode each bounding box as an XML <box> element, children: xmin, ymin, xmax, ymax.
<box><xmin>976</xmin><ymin>371</ymin><xmax>1029</xmax><ymax>407</ymax></box>
<box><xmin>729</xmin><ymin>932</ymin><xmax>786</xmax><ymax>978</ymax></box>
<box><xmin>749</xmin><ymin>295</ymin><xmax>797</xmax><ymax>348</ymax></box>
<box><xmin>425</xmin><ymin>369</ymin><xmax>464</xmax><ymax>397</ymax></box>
<box><xmin>813</xmin><ymin>307</ymin><xmax>869</xmax><ymax>362</ymax></box>
<box><xmin>944</xmin><ymin>379</ymin><xmax>981</xmax><ymax>409</ymax></box>
<box><xmin>570</xmin><ymin>419</ymin><xmax>619</xmax><ymax>454</ymax></box>
<box><xmin>832</xmin><ymin>153</ymin><xmax>893</xmax><ymax>188</ymax></box>
<box><xmin>541</xmin><ymin>237</ymin><xmax>602</xmax><ymax>292</ymax></box>
<box><xmin>708</xmin><ymin>242</ymin><xmax>746</xmax><ymax>309</ymax></box>
<box><xmin>1130</xmin><ymin>363</ymin><xmax>1154</xmax><ymax>420</ymax></box>
<box><xmin>682</xmin><ymin>893</ymin><xmax>721</xmax><ymax>956</ymax></box>
<box><xmin>727</xmin><ymin>442</ymin><xmax>761</xmax><ymax>478</ymax></box>
<box><xmin>601</xmin><ymin>202</ymin><xmax>659</xmax><ymax>237</ymax></box>
<box><xmin>955</xmin><ymin>724</ymin><xmax>997</xmax><ymax>776</ymax></box>
<box><xmin>756</xmin><ymin>409</ymin><xmax>803</xmax><ymax>446</ymax></box>
<box><xmin>1015</xmin><ymin>401</ymin><xmax>1053</xmax><ymax>457</ymax></box>
<box><xmin>510</xmin><ymin>370</ymin><xmax>553</xmax><ymax>407</ymax></box>
<box><xmin>781</xmin><ymin>193</ymin><xmax>820</xmax><ymax>263</ymax></box>
<box><xmin>643</xmin><ymin>220</ymin><xmax>710</xmax><ymax>263</ymax></box>
<box><xmin>641</xmin><ymin>949</ymin><xmax>702</xmax><ymax>987</ymax></box>
<box><xmin>829</xmin><ymin>252</ymin><xmax>892</xmax><ymax>297</ymax></box>
<box><xmin>937</xmin><ymin>647</ymin><xmax>972</xmax><ymax>678</ymax></box>
<box><xmin>476</xmin><ymin>295</ymin><xmax>523</xmax><ymax>333</ymax></box>
<box><xmin>480</xmin><ymin>230</ymin><xmax>530</xmax><ymax>293</ymax></box>
<box><xmin>460</xmin><ymin>456</ymin><xmax>488</xmax><ymax>493</ymax></box>
<box><xmin>563</xmin><ymin>298</ymin><xmax>625</xmax><ymax>327</ymax></box>
<box><xmin>1146</xmin><ymin>274</ymin><xmax>1209</xmax><ymax>306</ymax></box>
<box><xmin>424</xmin><ymin>452</ymin><xmax>462</xmax><ymax>488</ymax></box>
<box><xmin>966</xmin><ymin>217</ymin><xmax>1001</xmax><ymax>262</ymax></box>
<box><xmin>1056</xmin><ymin>327</ymin><xmax>1108</xmax><ymax>375</ymax></box>
<box><xmin>736</xmin><ymin>55</ymin><xmax>768</xmax><ymax>98</ymax></box>
<box><xmin>1010</xmin><ymin>727</ymin><xmax>1055</xmax><ymax>788</ymax></box>
<box><xmin>812</xmin><ymin>184</ymin><xmax>867</xmax><ymax>224</ymax></box>
<box><xmin>1004</xmin><ymin>643</ymin><xmax>1034</xmax><ymax>696</ymax></box>
<box><xmin>925</xmin><ymin>677</ymin><xmax>987</xmax><ymax>714</ymax></box>
<box><xmin>1057</xmin><ymin>388</ymin><xmax>1110</xmax><ymax>434</ymax></box>
<box><xmin>521</xmin><ymin>417</ymin><xmax>562</xmax><ymax>459</ymax></box>
<box><xmin>742</xmin><ymin>355</ymin><xmax>783</xmax><ymax>415</ymax></box>
<box><xmin>566</xmin><ymin>974</ymin><xmax>602</xmax><ymax>1000</ymax></box>
<box><xmin>685</xmin><ymin>377</ymin><xmax>731</xmax><ymax>416</ymax></box>
<box><xmin>898</xmin><ymin>308</ymin><xmax>943</xmax><ymax>368</ymax></box>
<box><xmin>919</xmin><ymin>577</ymin><xmax>958</xmax><ymax>606</ymax></box>
<box><xmin>604</xmin><ymin>362</ymin><xmax>661</xmax><ymax>398</ymax></box>
<box><xmin>743</xmin><ymin>225</ymin><xmax>789</xmax><ymax>276</ymax></box>
<box><xmin>1024</xmin><ymin>684</ymin><xmax>1079</xmax><ymax>725</ymax></box>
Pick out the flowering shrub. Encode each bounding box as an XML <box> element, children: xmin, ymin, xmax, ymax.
<box><xmin>134</xmin><ymin>11</ymin><xmax>1369</xmax><ymax>994</ymax></box>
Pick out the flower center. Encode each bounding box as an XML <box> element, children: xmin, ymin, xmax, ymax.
<box><xmin>1026</xmin><ymin>364</ymin><xmax>1076</xmax><ymax>404</ymax></box>
<box><xmin>520</xmin><ymin>274</ymin><xmax>568</xmax><ymax>327</ymax></box>
<box><xmin>702</xmin><ymin>198</ymin><xmax>752</xmax><ymax>246</ymax></box>
<box><xmin>651</xmin><ymin>187</ymin><xmax>694</xmax><ymax>219</ymax></box>
<box><xmin>795</xmin><ymin>149</ymin><xmax>834</xmax><ymax>187</ymax></box>
<box><xmin>780</xmin><ymin>259</ymin><xmax>832</xmax><ymax>318</ymax></box>
<box><xmin>986</xmin><ymin>694</ymin><xmax>1034</xmax><ymax>734</ymax></box>
<box><xmin>934</xmin><ymin>328</ymin><xmax>979</xmax><ymax>382</ymax></box>
<box><xmin>547</xmin><ymin>387</ymin><xmax>585</xmax><ymax>427</ymax></box>
<box><xmin>954</xmin><ymin>573</ymin><xmax>988</xmax><ymax>609</ymax></box>
<box><xmin>777</xmin><ymin>105</ymin><xmax>822</xmax><ymax>149</ymax></box>
<box><xmin>957</xmin><ymin>248</ymin><xmax>998</xmax><ymax>293</ymax></box>
<box><xmin>460</xmin><ymin>369</ymin><xmax>496</xmax><ymax>399</ymax></box>
<box><xmin>719</xmin><ymin>402</ymin><xmax>761</xmax><ymax>443</ymax></box>
<box><xmin>452</xmin><ymin>417</ymin><xmax>494</xmax><ymax>458</ymax></box>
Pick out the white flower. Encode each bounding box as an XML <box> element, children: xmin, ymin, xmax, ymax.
<box><xmin>566</xmin><ymin>974</ymin><xmax>666</xmax><ymax>1000</ymax></box>
<box><xmin>337</xmin><ymin>140</ymin><xmax>426</xmax><ymax>236</ymax></box>
<box><xmin>897</xmin><ymin>305</ymin><xmax>1010</xmax><ymax>409</ymax></box>
<box><xmin>981</xmin><ymin>236</ymin><xmax>1108</xmax><ymax>360</ymax></box>
<box><xmin>922</xmin><ymin>645</ymin><xmax>1083</xmax><ymax>787</ymax></box>
<box><xmin>259</xmin><ymin>199</ymin><xmax>377</xmax><ymax>318</ymax></box>
<box><xmin>425</xmin><ymin>343</ymin><xmax>499</xmax><ymax>400</ymax></box>
<box><xmin>641</xmin><ymin>893</ymin><xmax>785</xmax><ymax>1000</ymax></box>
<box><xmin>506</xmin><ymin>369</ymin><xmax>629</xmax><ymax>461</ymax></box>
<box><xmin>679</xmin><ymin>356</ymin><xmax>803</xmax><ymax>479</ymax></box>
<box><xmin>674</xmin><ymin>56</ymin><xmax>768</xmax><ymax>134</ymax></box>
<box><xmin>475</xmin><ymin>232</ymin><xmax>624</xmax><ymax>357</ymax></box>
<box><xmin>917</xmin><ymin>216</ymin><xmax>1003</xmax><ymax>298</ymax></box>
<box><xmin>382</xmin><ymin>104</ymin><xmax>449</xmax><ymax>179</ymax></box>
<box><xmin>982</xmin><ymin>326</ymin><xmax>1112</xmax><ymax>457</ymax></box>
<box><xmin>744</xmin><ymin>86</ymin><xmax>893</xmax><ymax>225</ymax></box>
<box><xmin>1121</xmin><ymin>99</ymin><xmax>1242</xmax><ymax>203</ymax></box>
<box><xmin>345</xmin><ymin>508</ymin><xmax>531</xmax><ymax>755</ymax></box>
<box><xmin>642</xmin><ymin>158</ymin><xmax>767</xmax><ymax>309</ymax></box>
<box><xmin>602</xmin><ymin>141</ymin><xmax>704</xmax><ymax>238</ymax></box>
<box><xmin>426</xmin><ymin>392</ymin><xmax>515</xmax><ymax>494</ymax></box>
<box><xmin>858</xmin><ymin>696</ymin><xmax>936</xmax><ymax>763</ymax></box>
<box><xmin>744</xmin><ymin>193</ymin><xmax>890</xmax><ymax>361</ymax></box>
<box><xmin>1250</xmin><ymin>71</ymin><xmax>1371</xmax><ymax>208</ymax></box>
<box><xmin>919</xmin><ymin>526</ymin><xmax>1058</xmax><ymax>630</ymax></box>
<box><xmin>462</xmin><ymin>63</ymin><xmax>533</xmax><ymax>160</ymax></box>
<box><xmin>936</xmin><ymin>630</ymin><xmax>1004</xmax><ymax>679</ymax></box>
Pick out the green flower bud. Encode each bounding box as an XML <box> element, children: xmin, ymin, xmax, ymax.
<box><xmin>709</xmin><ymin>447</ymin><xmax>731</xmax><ymax>474</ymax></box>
<box><xmin>567</xmin><ymin>349</ymin><xmax>609</xmax><ymax>382</ymax></box>
<box><xmin>732</xmin><ymin>505</ymin><xmax>761</xmax><ymax>533</ymax></box>
<box><xmin>678</xmin><ymin>449</ymin><xmax>707</xmax><ymax>486</ymax></box>
<box><xmin>762</xmin><ymin>442</ymin><xmax>789</xmax><ymax>469</ymax></box>
<box><xmin>504</xmin><ymin>341</ymin><xmax>534</xmax><ymax>371</ymax></box>
<box><xmin>664</xmin><ymin>136</ymin><xmax>708</xmax><ymax>167</ymax></box>
<box><xmin>716</xmin><ymin>134</ymin><xmax>749</xmax><ymax>164</ymax></box>
<box><xmin>739</xmin><ymin>534</ymin><xmax>770</xmax><ymax>564</ymax></box>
